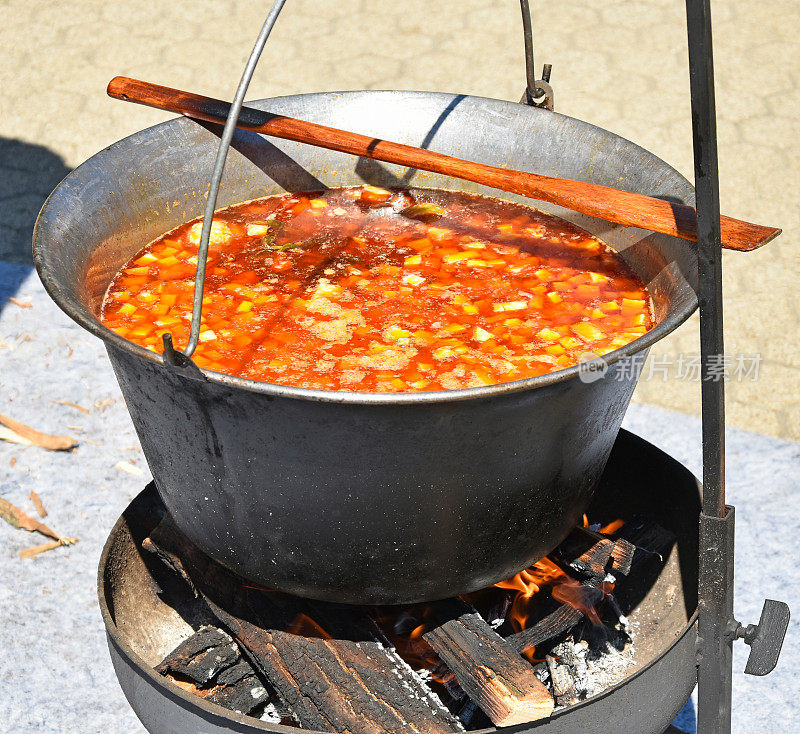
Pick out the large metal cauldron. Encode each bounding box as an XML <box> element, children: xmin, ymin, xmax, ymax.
<box><xmin>34</xmin><ymin>91</ymin><xmax>697</xmax><ymax>603</ymax></box>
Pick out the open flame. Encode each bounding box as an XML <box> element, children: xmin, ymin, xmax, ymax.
<box><xmin>286</xmin><ymin>613</ymin><xmax>332</xmax><ymax>639</ymax></box>
<box><xmin>277</xmin><ymin>524</ymin><xmax>618</xmax><ymax>678</ymax></box>
<box><xmin>492</xmin><ymin>557</ymin><xmax>572</xmax><ymax>632</ymax></box>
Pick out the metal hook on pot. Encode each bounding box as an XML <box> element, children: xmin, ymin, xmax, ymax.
<box><xmin>519</xmin><ymin>0</ymin><xmax>554</xmax><ymax>110</ymax></box>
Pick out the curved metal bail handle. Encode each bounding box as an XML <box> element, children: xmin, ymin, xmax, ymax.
<box><xmin>163</xmin><ymin>0</ymin><xmax>289</xmax><ymax>366</ymax></box>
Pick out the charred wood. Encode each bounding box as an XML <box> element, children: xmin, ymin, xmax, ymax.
<box><xmin>156</xmin><ymin>626</ymin><xmax>239</xmax><ymax>685</ymax></box>
<box><xmin>156</xmin><ymin>627</ymin><xmax>269</xmax><ymax>715</ymax></box>
<box><xmin>144</xmin><ymin>514</ymin><xmax>462</xmax><ymax>734</ymax></box>
<box><xmin>613</xmin><ymin>516</ymin><xmax>676</xmax><ymax>574</ymax></box>
<box><xmin>505</xmin><ymin>537</ymin><xmax>615</xmax><ymax>655</ymax></box>
<box><xmin>610</xmin><ymin>539</ymin><xmax>636</xmax><ymax>576</ymax></box>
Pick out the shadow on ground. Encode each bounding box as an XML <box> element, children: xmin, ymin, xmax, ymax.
<box><xmin>0</xmin><ymin>137</ymin><xmax>72</xmax><ymax>266</ymax></box>
<box><xmin>0</xmin><ymin>137</ymin><xmax>72</xmax><ymax>314</ymax></box>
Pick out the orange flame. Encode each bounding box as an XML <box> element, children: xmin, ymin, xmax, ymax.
<box><xmin>286</xmin><ymin>613</ymin><xmax>332</xmax><ymax>639</ymax></box>
<box><xmin>599</xmin><ymin>518</ymin><xmax>625</xmax><ymax>534</ymax></box>
<box><xmin>493</xmin><ymin>557</ymin><xmax>571</xmax><ymax>632</ymax></box>
<box><xmin>551</xmin><ymin>581</ymin><xmax>603</xmax><ymax>625</ymax></box>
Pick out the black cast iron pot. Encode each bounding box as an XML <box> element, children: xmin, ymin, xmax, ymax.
<box><xmin>34</xmin><ymin>91</ymin><xmax>697</xmax><ymax>603</ymax></box>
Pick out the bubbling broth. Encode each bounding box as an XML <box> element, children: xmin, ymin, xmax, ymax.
<box><xmin>101</xmin><ymin>186</ymin><xmax>653</xmax><ymax>391</ymax></box>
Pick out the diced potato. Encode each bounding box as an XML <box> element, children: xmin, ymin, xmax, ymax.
<box><xmin>118</xmin><ymin>303</ymin><xmax>138</xmax><ymax>316</ymax></box>
<box><xmin>571</xmin><ymin>322</ymin><xmax>605</xmax><ymax>341</ymax></box>
<box><xmin>135</xmin><ymin>252</ymin><xmax>158</xmax><ymax>265</ymax></box>
<box><xmin>426</xmin><ymin>227</ymin><xmax>452</xmax><ymax>241</ymax></box>
<box><xmin>314</xmin><ymin>281</ymin><xmax>343</xmax><ymax>297</ymax></box>
<box><xmin>601</xmin><ymin>300</ymin><xmax>621</xmax><ymax>312</ymax></box>
<box><xmin>198</xmin><ymin>330</ymin><xmax>217</xmax><ymax>342</ymax></box>
<box><xmin>309</xmin><ymin>199</ymin><xmax>329</xmax><ymax>208</ymax></box>
<box><xmin>621</xmin><ymin>298</ymin><xmax>646</xmax><ymax>310</ymax></box>
<box><xmin>385</xmin><ymin>326</ymin><xmax>412</xmax><ymax>340</ymax></box>
<box><xmin>443</xmin><ymin>250</ymin><xmax>481</xmax><ymax>263</ymax></box>
<box><xmin>497</xmin><ymin>224</ymin><xmax>514</xmax><ymax>234</ymax></box>
<box><xmin>589</xmin><ymin>272</ymin><xmax>608</xmax><ymax>284</ymax></box>
<box><xmin>545</xmin><ymin>343</ymin><xmax>566</xmax><ymax>356</ymax></box>
<box><xmin>493</xmin><ymin>301</ymin><xmax>527</xmax><ymax>312</ymax></box>
<box><xmin>444</xmin><ymin>323</ymin><xmax>468</xmax><ymax>333</ymax></box>
<box><xmin>126</xmin><ymin>266</ymin><xmax>151</xmax><ymax>276</ymax></box>
<box><xmin>546</xmin><ymin>292</ymin><xmax>563</xmax><ymax>304</ymax></box>
<box><xmin>559</xmin><ymin>336</ymin><xmax>582</xmax><ymax>349</ymax></box>
<box><xmin>402</xmin><ymin>274</ymin><xmax>425</xmax><ymax>286</ymax></box>
<box><xmin>474</xmin><ymin>326</ymin><xmax>493</xmax><ymax>342</ymax></box>
<box><xmin>462</xmin><ymin>304</ymin><xmax>479</xmax><ymax>315</ymax></box>
<box><xmin>236</xmin><ymin>300</ymin><xmax>254</xmax><ymax>313</ymax></box>
<box><xmin>404</xmin><ymin>254</ymin><xmax>422</xmax><ymax>266</ymax></box>
<box><xmin>129</xmin><ymin>324</ymin><xmax>153</xmax><ymax>338</ymax></box>
<box><xmin>187</xmin><ymin>220</ymin><xmax>233</xmax><ymax>246</ymax></box>
<box><xmin>433</xmin><ymin>346</ymin><xmax>455</xmax><ymax>360</ymax></box>
<box><xmin>466</xmin><ymin>259</ymin><xmax>491</xmax><ymax>268</ymax></box>
<box><xmin>246</xmin><ymin>223</ymin><xmax>272</xmax><ymax>236</ymax></box>
<box><xmin>360</xmin><ymin>186</ymin><xmax>391</xmax><ymax>203</ymax></box>
<box><xmin>538</xmin><ymin>327</ymin><xmax>561</xmax><ymax>342</ymax></box>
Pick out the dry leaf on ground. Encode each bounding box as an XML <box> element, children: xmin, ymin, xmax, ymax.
<box><xmin>0</xmin><ymin>413</ymin><xmax>77</xmax><ymax>451</ymax></box>
<box><xmin>29</xmin><ymin>490</ymin><xmax>47</xmax><ymax>518</ymax></box>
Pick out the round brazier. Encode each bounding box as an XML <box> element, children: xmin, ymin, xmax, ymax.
<box><xmin>99</xmin><ymin>430</ymin><xmax>700</xmax><ymax>734</ymax></box>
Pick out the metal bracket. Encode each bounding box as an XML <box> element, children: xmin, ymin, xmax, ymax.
<box><xmin>161</xmin><ymin>333</ymin><xmax>207</xmax><ymax>382</ymax></box>
<box><xmin>520</xmin><ymin>64</ymin><xmax>554</xmax><ymax>110</ymax></box>
<box><xmin>730</xmin><ymin>599</ymin><xmax>790</xmax><ymax>676</ymax></box>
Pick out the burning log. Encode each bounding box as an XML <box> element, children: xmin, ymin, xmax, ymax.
<box><xmin>569</xmin><ymin>538</ymin><xmax>614</xmax><ymax>579</ymax></box>
<box><xmin>423</xmin><ymin>600</ymin><xmax>554</xmax><ymax>726</ymax></box>
<box><xmin>143</xmin><ymin>515</ymin><xmax>463</xmax><ymax>734</ymax></box>
<box><xmin>505</xmin><ymin>537</ymin><xmax>617</xmax><ymax>655</ymax></box>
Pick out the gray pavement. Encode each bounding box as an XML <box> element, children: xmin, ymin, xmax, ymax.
<box><xmin>0</xmin><ymin>263</ymin><xmax>798</xmax><ymax>732</ymax></box>
<box><xmin>0</xmin><ymin>0</ymin><xmax>798</xmax><ymax>440</ymax></box>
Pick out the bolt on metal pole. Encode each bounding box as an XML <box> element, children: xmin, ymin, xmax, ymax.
<box><xmin>685</xmin><ymin>0</ymin><xmax>734</xmax><ymax>732</ymax></box>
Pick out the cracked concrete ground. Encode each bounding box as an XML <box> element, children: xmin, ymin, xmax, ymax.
<box><xmin>1</xmin><ymin>0</ymin><xmax>798</xmax><ymax>438</ymax></box>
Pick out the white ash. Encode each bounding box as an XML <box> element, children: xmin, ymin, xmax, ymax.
<box><xmin>260</xmin><ymin>700</ymin><xmax>292</xmax><ymax>724</ymax></box>
<box><xmin>542</xmin><ymin>618</ymin><xmax>639</xmax><ymax>710</ymax></box>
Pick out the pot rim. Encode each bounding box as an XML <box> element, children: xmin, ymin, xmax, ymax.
<box><xmin>34</xmin><ymin>89</ymin><xmax>697</xmax><ymax>406</ymax></box>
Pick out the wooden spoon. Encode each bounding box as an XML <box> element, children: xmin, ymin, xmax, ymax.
<box><xmin>107</xmin><ymin>76</ymin><xmax>780</xmax><ymax>252</ymax></box>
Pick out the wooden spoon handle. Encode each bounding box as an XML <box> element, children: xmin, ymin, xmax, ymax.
<box><xmin>107</xmin><ymin>76</ymin><xmax>780</xmax><ymax>252</ymax></box>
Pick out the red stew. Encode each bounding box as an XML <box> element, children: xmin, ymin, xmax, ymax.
<box><xmin>101</xmin><ymin>187</ymin><xmax>653</xmax><ymax>391</ymax></box>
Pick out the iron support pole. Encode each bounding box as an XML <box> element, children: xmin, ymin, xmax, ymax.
<box><xmin>685</xmin><ymin>0</ymin><xmax>733</xmax><ymax>732</ymax></box>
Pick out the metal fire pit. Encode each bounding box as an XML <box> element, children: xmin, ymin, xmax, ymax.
<box><xmin>99</xmin><ymin>429</ymin><xmax>700</xmax><ymax>734</ymax></box>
